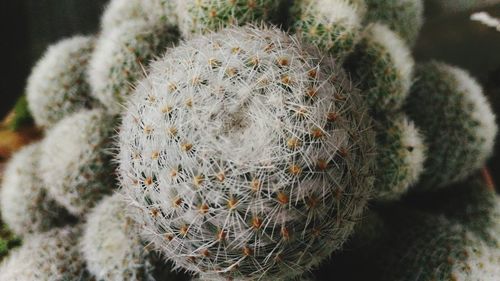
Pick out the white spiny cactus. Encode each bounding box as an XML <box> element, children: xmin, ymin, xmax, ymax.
<box><xmin>88</xmin><ymin>20</ymin><xmax>180</xmax><ymax>114</ymax></box>
<box><xmin>292</xmin><ymin>0</ymin><xmax>367</xmax><ymax>60</ymax></box>
<box><xmin>81</xmin><ymin>194</ymin><xmax>154</xmax><ymax>281</ymax></box>
<box><xmin>100</xmin><ymin>0</ymin><xmax>177</xmax><ymax>32</ymax></box>
<box><xmin>0</xmin><ymin>226</ymin><xmax>91</xmax><ymax>280</ymax></box>
<box><xmin>119</xmin><ymin>26</ymin><xmax>375</xmax><ymax>281</ymax></box>
<box><xmin>374</xmin><ymin>114</ymin><xmax>426</xmax><ymax>200</ymax></box>
<box><xmin>0</xmin><ymin>142</ymin><xmax>72</xmax><ymax>236</ymax></box>
<box><xmin>26</xmin><ymin>36</ymin><xmax>97</xmax><ymax>128</ymax></box>
<box><xmin>405</xmin><ymin>62</ymin><xmax>497</xmax><ymax>189</ymax></box>
<box><xmin>345</xmin><ymin>23</ymin><xmax>414</xmax><ymax>113</ymax></box>
<box><xmin>39</xmin><ymin>109</ymin><xmax>117</xmax><ymax>216</ymax></box>
<box><xmin>174</xmin><ymin>0</ymin><xmax>282</xmax><ymax>37</ymax></box>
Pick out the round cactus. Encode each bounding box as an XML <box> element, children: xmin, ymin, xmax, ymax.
<box><xmin>119</xmin><ymin>26</ymin><xmax>375</xmax><ymax>280</ymax></box>
<box><xmin>88</xmin><ymin>20</ymin><xmax>180</xmax><ymax>115</ymax></box>
<box><xmin>39</xmin><ymin>109</ymin><xmax>118</xmax><ymax>216</ymax></box>
<box><xmin>0</xmin><ymin>143</ymin><xmax>73</xmax><ymax>236</ymax></box>
<box><xmin>100</xmin><ymin>0</ymin><xmax>177</xmax><ymax>32</ymax></box>
<box><xmin>26</xmin><ymin>36</ymin><xmax>97</xmax><ymax>128</ymax></box>
<box><xmin>373</xmin><ymin>114</ymin><xmax>425</xmax><ymax>201</ymax></box>
<box><xmin>0</xmin><ymin>226</ymin><xmax>91</xmax><ymax>280</ymax></box>
<box><xmin>292</xmin><ymin>0</ymin><xmax>367</xmax><ymax>60</ymax></box>
<box><xmin>81</xmin><ymin>194</ymin><xmax>155</xmax><ymax>281</ymax></box>
<box><xmin>363</xmin><ymin>0</ymin><xmax>424</xmax><ymax>45</ymax></box>
<box><xmin>405</xmin><ymin>62</ymin><xmax>497</xmax><ymax>189</ymax></box>
<box><xmin>174</xmin><ymin>0</ymin><xmax>282</xmax><ymax>37</ymax></box>
<box><xmin>345</xmin><ymin>23</ymin><xmax>414</xmax><ymax>113</ymax></box>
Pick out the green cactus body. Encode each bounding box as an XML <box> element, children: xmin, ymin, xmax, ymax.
<box><xmin>345</xmin><ymin>23</ymin><xmax>414</xmax><ymax>114</ymax></box>
<box><xmin>39</xmin><ymin>109</ymin><xmax>118</xmax><ymax>216</ymax></box>
<box><xmin>0</xmin><ymin>143</ymin><xmax>73</xmax><ymax>236</ymax></box>
<box><xmin>0</xmin><ymin>226</ymin><xmax>92</xmax><ymax>280</ymax></box>
<box><xmin>175</xmin><ymin>0</ymin><xmax>282</xmax><ymax>37</ymax></box>
<box><xmin>118</xmin><ymin>26</ymin><xmax>375</xmax><ymax>281</ymax></box>
<box><xmin>373</xmin><ymin>114</ymin><xmax>426</xmax><ymax>200</ymax></box>
<box><xmin>292</xmin><ymin>0</ymin><xmax>366</xmax><ymax>60</ymax></box>
<box><xmin>26</xmin><ymin>36</ymin><xmax>97</xmax><ymax>128</ymax></box>
<box><xmin>89</xmin><ymin>20</ymin><xmax>180</xmax><ymax>115</ymax></box>
<box><xmin>364</xmin><ymin>0</ymin><xmax>424</xmax><ymax>45</ymax></box>
<box><xmin>0</xmin><ymin>223</ymin><xmax>20</xmax><ymax>262</ymax></box>
<box><xmin>100</xmin><ymin>0</ymin><xmax>177</xmax><ymax>32</ymax></box>
<box><xmin>405</xmin><ymin>62</ymin><xmax>497</xmax><ymax>189</ymax></box>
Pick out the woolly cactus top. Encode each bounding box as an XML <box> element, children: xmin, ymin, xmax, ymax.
<box><xmin>119</xmin><ymin>26</ymin><xmax>375</xmax><ymax>280</ymax></box>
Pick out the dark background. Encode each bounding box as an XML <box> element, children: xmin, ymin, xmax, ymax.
<box><xmin>1</xmin><ymin>0</ymin><xmax>500</xmax><ymax>181</ymax></box>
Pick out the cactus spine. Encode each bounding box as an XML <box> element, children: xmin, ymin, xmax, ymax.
<box><xmin>119</xmin><ymin>26</ymin><xmax>375</xmax><ymax>281</ymax></box>
<box><xmin>39</xmin><ymin>109</ymin><xmax>117</xmax><ymax>216</ymax></box>
<box><xmin>405</xmin><ymin>62</ymin><xmax>497</xmax><ymax>189</ymax></box>
<box><xmin>26</xmin><ymin>36</ymin><xmax>97</xmax><ymax>128</ymax></box>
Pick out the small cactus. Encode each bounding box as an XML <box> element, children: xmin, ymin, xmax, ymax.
<box><xmin>81</xmin><ymin>194</ymin><xmax>155</xmax><ymax>281</ymax></box>
<box><xmin>292</xmin><ymin>0</ymin><xmax>367</xmax><ymax>60</ymax></box>
<box><xmin>100</xmin><ymin>0</ymin><xmax>177</xmax><ymax>32</ymax></box>
<box><xmin>119</xmin><ymin>26</ymin><xmax>375</xmax><ymax>280</ymax></box>
<box><xmin>373</xmin><ymin>114</ymin><xmax>426</xmax><ymax>200</ymax></box>
<box><xmin>174</xmin><ymin>0</ymin><xmax>282</xmax><ymax>37</ymax></box>
<box><xmin>345</xmin><ymin>23</ymin><xmax>414</xmax><ymax>113</ymax></box>
<box><xmin>88</xmin><ymin>20</ymin><xmax>180</xmax><ymax>114</ymax></box>
<box><xmin>26</xmin><ymin>36</ymin><xmax>97</xmax><ymax>128</ymax></box>
<box><xmin>363</xmin><ymin>0</ymin><xmax>424</xmax><ymax>45</ymax></box>
<box><xmin>0</xmin><ymin>226</ymin><xmax>91</xmax><ymax>280</ymax></box>
<box><xmin>405</xmin><ymin>62</ymin><xmax>497</xmax><ymax>189</ymax></box>
<box><xmin>39</xmin><ymin>109</ymin><xmax>118</xmax><ymax>216</ymax></box>
<box><xmin>0</xmin><ymin>143</ymin><xmax>73</xmax><ymax>235</ymax></box>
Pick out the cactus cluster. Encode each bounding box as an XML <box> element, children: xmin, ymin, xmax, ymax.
<box><xmin>0</xmin><ymin>0</ymin><xmax>498</xmax><ymax>280</ymax></box>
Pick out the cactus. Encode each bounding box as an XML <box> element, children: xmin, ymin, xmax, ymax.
<box><xmin>81</xmin><ymin>194</ymin><xmax>156</xmax><ymax>281</ymax></box>
<box><xmin>405</xmin><ymin>62</ymin><xmax>497</xmax><ymax>189</ymax></box>
<box><xmin>39</xmin><ymin>109</ymin><xmax>118</xmax><ymax>216</ymax></box>
<box><xmin>0</xmin><ymin>143</ymin><xmax>73</xmax><ymax>236</ymax></box>
<box><xmin>364</xmin><ymin>0</ymin><xmax>424</xmax><ymax>45</ymax></box>
<box><xmin>292</xmin><ymin>0</ymin><xmax>367</xmax><ymax>60</ymax></box>
<box><xmin>428</xmin><ymin>0</ymin><xmax>500</xmax><ymax>15</ymax></box>
<box><xmin>88</xmin><ymin>20</ymin><xmax>180</xmax><ymax>114</ymax></box>
<box><xmin>0</xmin><ymin>226</ymin><xmax>91</xmax><ymax>280</ymax></box>
<box><xmin>174</xmin><ymin>0</ymin><xmax>282</xmax><ymax>37</ymax></box>
<box><xmin>100</xmin><ymin>0</ymin><xmax>177</xmax><ymax>32</ymax></box>
<box><xmin>345</xmin><ymin>23</ymin><xmax>414</xmax><ymax>113</ymax></box>
<box><xmin>373</xmin><ymin>114</ymin><xmax>425</xmax><ymax>200</ymax></box>
<box><xmin>26</xmin><ymin>36</ymin><xmax>97</xmax><ymax>128</ymax></box>
<box><xmin>119</xmin><ymin>26</ymin><xmax>375</xmax><ymax>280</ymax></box>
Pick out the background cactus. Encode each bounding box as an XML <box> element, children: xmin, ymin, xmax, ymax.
<box><xmin>345</xmin><ymin>23</ymin><xmax>414</xmax><ymax>113</ymax></box>
<box><xmin>373</xmin><ymin>114</ymin><xmax>425</xmax><ymax>200</ymax></box>
<box><xmin>26</xmin><ymin>35</ymin><xmax>97</xmax><ymax>128</ymax></box>
<box><xmin>363</xmin><ymin>0</ymin><xmax>424</xmax><ymax>45</ymax></box>
<box><xmin>39</xmin><ymin>109</ymin><xmax>117</xmax><ymax>216</ymax></box>
<box><xmin>174</xmin><ymin>0</ymin><xmax>282</xmax><ymax>37</ymax></box>
<box><xmin>100</xmin><ymin>0</ymin><xmax>177</xmax><ymax>32</ymax></box>
<box><xmin>292</xmin><ymin>0</ymin><xmax>367</xmax><ymax>60</ymax></box>
<box><xmin>119</xmin><ymin>26</ymin><xmax>375</xmax><ymax>280</ymax></box>
<box><xmin>0</xmin><ymin>226</ymin><xmax>91</xmax><ymax>280</ymax></box>
<box><xmin>1</xmin><ymin>143</ymin><xmax>73</xmax><ymax>235</ymax></box>
<box><xmin>81</xmin><ymin>193</ymin><xmax>156</xmax><ymax>281</ymax></box>
<box><xmin>88</xmin><ymin>20</ymin><xmax>180</xmax><ymax>114</ymax></box>
<box><xmin>405</xmin><ymin>61</ymin><xmax>497</xmax><ymax>189</ymax></box>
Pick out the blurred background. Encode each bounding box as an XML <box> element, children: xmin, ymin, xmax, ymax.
<box><xmin>1</xmin><ymin>0</ymin><xmax>500</xmax><ymax>181</ymax></box>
